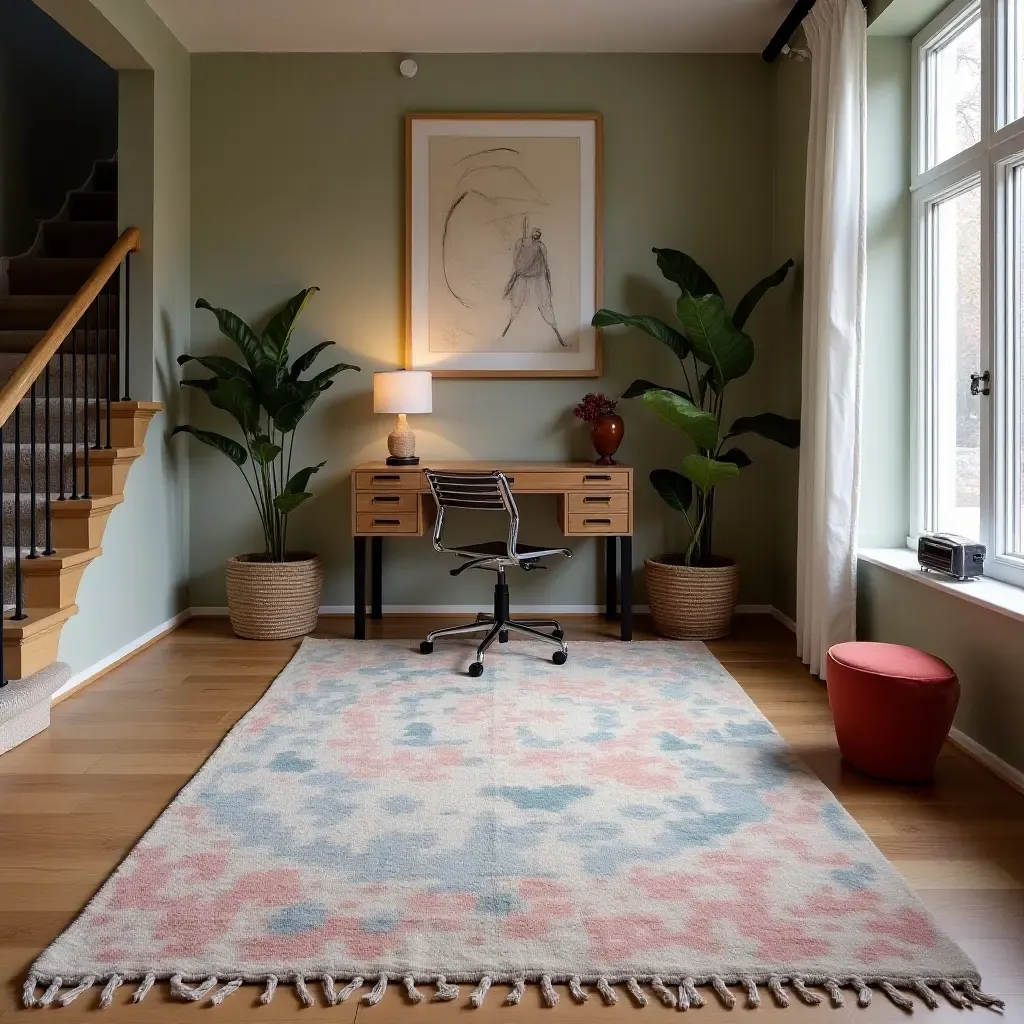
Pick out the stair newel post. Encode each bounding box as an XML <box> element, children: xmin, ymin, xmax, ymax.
<box><xmin>82</xmin><ymin>300</ymin><xmax>92</xmax><ymax>501</ymax></box>
<box><xmin>12</xmin><ymin>402</ymin><xmax>25</xmax><ymax>620</ymax></box>
<box><xmin>104</xmin><ymin>278</ymin><xmax>112</xmax><ymax>449</ymax></box>
<box><xmin>70</xmin><ymin>313</ymin><xmax>79</xmax><ymax>501</ymax></box>
<box><xmin>43</xmin><ymin>359</ymin><xmax>54</xmax><ymax>556</ymax></box>
<box><xmin>122</xmin><ymin>254</ymin><xmax>131</xmax><ymax>402</ymax></box>
<box><xmin>27</xmin><ymin>381</ymin><xmax>37</xmax><ymax>560</ymax></box>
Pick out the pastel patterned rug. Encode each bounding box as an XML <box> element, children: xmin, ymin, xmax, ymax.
<box><xmin>26</xmin><ymin>639</ymin><xmax>1002</xmax><ymax>1012</ymax></box>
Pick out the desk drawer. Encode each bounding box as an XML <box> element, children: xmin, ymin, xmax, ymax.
<box><xmin>355</xmin><ymin>471</ymin><xmax>425</xmax><ymax>491</ymax></box>
<box><xmin>565</xmin><ymin>512</ymin><xmax>630</xmax><ymax>535</ymax></box>
<box><xmin>356</xmin><ymin>512</ymin><xmax>420</xmax><ymax>535</ymax></box>
<box><xmin>567</xmin><ymin>492</ymin><xmax>629</xmax><ymax>513</ymax></box>
<box><xmin>506</xmin><ymin>470</ymin><xmax>630</xmax><ymax>492</ymax></box>
<box><xmin>356</xmin><ymin>492</ymin><xmax>419</xmax><ymax>513</ymax></box>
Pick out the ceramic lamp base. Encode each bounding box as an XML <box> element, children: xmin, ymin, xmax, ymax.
<box><xmin>387</xmin><ymin>413</ymin><xmax>418</xmax><ymax>465</ymax></box>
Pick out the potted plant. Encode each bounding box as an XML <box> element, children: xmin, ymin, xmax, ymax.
<box><xmin>173</xmin><ymin>287</ymin><xmax>360</xmax><ymax>640</ymax></box>
<box><xmin>593</xmin><ymin>248</ymin><xmax>799</xmax><ymax>639</ymax></box>
<box><xmin>573</xmin><ymin>392</ymin><xmax>625</xmax><ymax>464</ymax></box>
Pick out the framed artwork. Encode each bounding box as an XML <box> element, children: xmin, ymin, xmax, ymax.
<box><xmin>406</xmin><ymin>113</ymin><xmax>602</xmax><ymax>378</ymax></box>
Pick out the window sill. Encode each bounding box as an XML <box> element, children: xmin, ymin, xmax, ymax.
<box><xmin>859</xmin><ymin>548</ymin><xmax>1024</xmax><ymax>626</ymax></box>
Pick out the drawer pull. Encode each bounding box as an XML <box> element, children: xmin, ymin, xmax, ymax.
<box><xmin>372</xmin><ymin>474</ymin><xmax>401</xmax><ymax>482</ymax></box>
<box><xmin>583</xmin><ymin>518</ymin><xmax>612</xmax><ymax>526</ymax></box>
<box><xmin>583</xmin><ymin>495</ymin><xmax>611</xmax><ymax>503</ymax></box>
<box><xmin>372</xmin><ymin>495</ymin><xmax>400</xmax><ymax>503</ymax></box>
<box><xmin>505</xmin><ymin>476</ymin><xmax>515</xmax><ymax>484</ymax></box>
<box><xmin>373</xmin><ymin>518</ymin><xmax>401</xmax><ymax>525</ymax></box>
<box><xmin>584</xmin><ymin>474</ymin><xmax>612</xmax><ymax>482</ymax></box>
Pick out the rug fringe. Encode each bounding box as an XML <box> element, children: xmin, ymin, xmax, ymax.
<box><xmin>19</xmin><ymin>972</ymin><xmax>1006</xmax><ymax>1013</ymax></box>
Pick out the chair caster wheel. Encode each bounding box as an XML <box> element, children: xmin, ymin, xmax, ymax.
<box><xmin>499</xmin><ymin>630</ymin><xmax>509</xmax><ymax>644</ymax></box>
<box><xmin>553</xmin><ymin>629</ymin><xmax>564</xmax><ymax>640</ymax></box>
<box><xmin>552</xmin><ymin>651</ymin><xmax>567</xmax><ymax>665</ymax></box>
<box><xmin>468</xmin><ymin>662</ymin><xmax>484</xmax><ymax>677</ymax></box>
<box><xmin>420</xmin><ymin>641</ymin><xmax>433</xmax><ymax>654</ymax></box>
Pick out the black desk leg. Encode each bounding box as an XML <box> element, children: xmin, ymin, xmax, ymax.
<box><xmin>619</xmin><ymin>535</ymin><xmax>633</xmax><ymax>641</ymax></box>
<box><xmin>354</xmin><ymin>536</ymin><xmax>366</xmax><ymax>639</ymax></box>
<box><xmin>604</xmin><ymin>536</ymin><xmax>617</xmax><ymax>620</ymax></box>
<box><xmin>371</xmin><ymin>537</ymin><xmax>383</xmax><ymax>620</ymax></box>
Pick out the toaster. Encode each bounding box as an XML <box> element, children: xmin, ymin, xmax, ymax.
<box><xmin>917</xmin><ymin>533</ymin><xmax>985</xmax><ymax>580</ymax></box>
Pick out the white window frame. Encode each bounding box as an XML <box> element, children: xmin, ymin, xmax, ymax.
<box><xmin>911</xmin><ymin>0</ymin><xmax>1024</xmax><ymax>588</ymax></box>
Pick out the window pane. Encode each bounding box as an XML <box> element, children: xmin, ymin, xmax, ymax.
<box><xmin>926</xmin><ymin>14</ymin><xmax>981</xmax><ymax>169</ymax></box>
<box><xmin>931</xmin><ymin>184</ymin><xmax>982</xmax><ymax>539</ymax></box>
<box><xmin>1004</xmin><ymin>0</ymin><xmax>1024</xmax><ymax>127</ymax></box>
<box><xmin>1010</xmin><ymin>168</ymin><xmax>1024</xmax><ymax>555</ymax></box>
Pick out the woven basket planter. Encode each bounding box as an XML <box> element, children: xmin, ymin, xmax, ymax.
<box><xmin>225</xmin><ymin>553</ymin><xmax>323</xmax><ymax>640</ymax></box>
<box><xmin>644</xmin><ymin>555</ymin><xmax>740</xmax><ymax>640</ymax></box>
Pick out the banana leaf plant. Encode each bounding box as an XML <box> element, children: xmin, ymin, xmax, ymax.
<box><xmin>173</xmin><ymin>287</ymin><xmax>360</xmax><ymax>561</ymax></box>
<box><xmin>593</xmin><ymin>249</ymin><xmax>799</xmax><ymax>567</ymax></box>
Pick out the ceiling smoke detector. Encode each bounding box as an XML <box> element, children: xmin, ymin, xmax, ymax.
<box><xmin>399</xmin><ymin>58</ymin><xmax>418</xmax><ymax>78</ymax></box>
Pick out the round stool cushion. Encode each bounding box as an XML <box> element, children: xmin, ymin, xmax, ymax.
<box><xmin>826</xmin><ymin>641</ymin><xmax>959</xmax><ymax>783</ymax></box>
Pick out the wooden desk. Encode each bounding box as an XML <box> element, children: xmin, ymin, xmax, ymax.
<box><xmin>350</xmin><ymin>461</ymin><xmax>634</xmax><ymax>641</ymax></box>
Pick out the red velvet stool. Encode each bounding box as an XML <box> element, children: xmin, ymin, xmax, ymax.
<box><xmin>826</xmin><ymin>642</ymin><xmax>960</xmax><ymax>783</ymax></box>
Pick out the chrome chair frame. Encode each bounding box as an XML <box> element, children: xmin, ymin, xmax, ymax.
<box><xmin>421</xmin><ymin>470</ymin><xmax>571</xmax><ymax>675</ymax></box>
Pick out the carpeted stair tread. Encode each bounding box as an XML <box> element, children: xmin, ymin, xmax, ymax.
<box><xmin>42</xmin><ymin>220</ymin><xmax>118</xmax><ymax>258</ymax></box>
<box><xmin>68</xmin><ymin>190</ymin><xmax>116</xmax><ymax>222</ymax></box>
<box><xmin>0</xmin><ymin>661</ymin><xmax>72</xmax><ymax>756</ymax></box>
<box><xmin>6</xmin><ymin>257</ymin><xmax>104</xmax><ymax>296</ymax></box>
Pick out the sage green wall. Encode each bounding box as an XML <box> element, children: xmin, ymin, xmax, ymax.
<box><xmin>41</xmin><ymin>0</ymin><xmax>191</xmax><ymax>682</ymax></box>
<box><xmin>768</xmin><ymin>55</ymin><xmax>810</xmax><ymax>620</ymax></box>
<box><xmin>188</xmin><ymin>53</ymin><xmax>796</xmax><ymax>610</ymax></box>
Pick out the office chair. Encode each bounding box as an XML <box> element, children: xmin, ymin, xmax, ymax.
<box><xmin>420</xmin><ymin>470</ymin><xmax>571</xmax><ymax>676</ymax></box>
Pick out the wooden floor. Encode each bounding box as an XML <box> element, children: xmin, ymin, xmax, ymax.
<box><xmin>1</xmin><ymin>614</ymin><xmax>1023</xmax><ymax>1023</ymax></box>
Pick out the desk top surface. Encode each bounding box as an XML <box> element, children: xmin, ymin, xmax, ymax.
<box><xmin>353</xmin><ymin>460</ymin><xmax>632</xmax><ymax>473</ymax></box>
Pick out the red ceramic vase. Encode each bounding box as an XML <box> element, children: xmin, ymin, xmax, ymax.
<box><xmin>590</xmin><ymin>414</ymin><xmax>625</xmax><ymax>465</ymax></box>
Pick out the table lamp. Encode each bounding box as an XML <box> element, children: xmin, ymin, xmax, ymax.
<box><xmin>373</xmin><ymin>370</ymin><xmax>432</xmax><ymax>465</ymax></box>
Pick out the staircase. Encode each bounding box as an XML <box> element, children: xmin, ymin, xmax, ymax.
<box><xmin>0</xmin><ymin>157</ymin><xmax>159</xmax><ymax>754</ymax></box>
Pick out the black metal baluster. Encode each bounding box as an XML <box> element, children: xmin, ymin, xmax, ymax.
<box><xmin>58</xmin><ymin>342</ymin><xmax>66</xmax><ymax>501</ymax></box>
<box><xmin>71</xmin><ymin>317</ymin><xmax>79</xmax><ymax>500</ymax></box>
<box><xmin>0</xmin><ymin>420</ymin><xmax>4</xmax><ymax>687</ymax></box>
<box><xmin>105</xmin><ymin>279</ymin><xmax>112</xmax><ymax>449</ymax></box>
<box><xmin>122</xmin><ymin>255</ymin><xmax>131</xmax><ymax>401</ymax></box>
<box><xmin>94</xmin><ymin>288</ymin><xmax>102</xmax><ymax>449</ymax></box>
<box><xmin>27</xmin><ymin>381</ymin><xmax>37</xmax><ymax>560</ymax></box>
<box><xmin>44</xmin><ymin>360</ymin><xmax>54</xmax><ymax>556</ymax></box>
<box><xmin>13</xmin><ymin>403</ymin><xmax>25</xmax><ymax>620</ymax></box>
<box><xmin>83</xmin><ymin>301</ymin><xmax>92</xmax><ymax>499</ymax></box>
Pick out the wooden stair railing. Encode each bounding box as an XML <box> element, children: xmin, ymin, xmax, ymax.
<box><xmin>0</xmin><ymin>227</ymin><xmax>162</xmax><ymax>684</ymax></box>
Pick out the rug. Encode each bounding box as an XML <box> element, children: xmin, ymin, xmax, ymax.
<box><xmin>25</xmin><ymin>639</ymin><xmax>1002</xmax><ymax>1012</ymax></box>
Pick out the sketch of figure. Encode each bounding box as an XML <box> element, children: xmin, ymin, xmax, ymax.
<box><xmin>501</xmin><ymin>218</ymin><xmax>566</xmax><ymax>347</ymax></box>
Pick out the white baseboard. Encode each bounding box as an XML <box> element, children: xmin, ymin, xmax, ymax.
<box><xmin>51</xmin><ymin>609</ymin><xmax>191</xmax><ymax>703</ymax></box>
<box><xmin>948</xmin><ymin>727</ymin><xmax>1024</xmax><ymax>798</ymax></box>
<box><xmin>770</xmin><ymin>607</ymin><xmax>797</xmax><ymax>632</ymax></box>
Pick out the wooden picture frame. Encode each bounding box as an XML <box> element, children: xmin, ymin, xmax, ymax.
<box><xmin>405</xmin><ymin>113</ymin><xmax>603</xmax><ymax>379</ymax></box>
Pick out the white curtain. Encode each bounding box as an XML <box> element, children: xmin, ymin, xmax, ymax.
<box><xmin>795</xmin><ymin>0</ymin><xmax>867</xmax><ymax>678</ymax></box>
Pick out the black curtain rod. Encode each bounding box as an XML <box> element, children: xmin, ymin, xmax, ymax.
<box><xmin>762</xmin><ymin>0</ymin><xmax>817</xmax><ymax>62</ymax></box>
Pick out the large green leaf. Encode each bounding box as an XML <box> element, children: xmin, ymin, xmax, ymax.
<box><xmin>733</xmin><ymin>258</ymin><xmax>795</xmax><ymax>330</ymax></box>
<box><xmin>718</xmin><ymin>447</ymin><xmax>752</xmax><ymax>468</ymax></box>
<box><xmin>650</xmin><ymin>468</ymin><xmax>693</xmax><ymax>512</ymax></box>
<box><xmin>727</xmin><ymin>412</ymin><xmax>800</xmax><ymax>448</ymax></box>
<box><xmin>170</xmin><ymin>425</ymin><xmax>247</xmax><ymax>466</ymax></box>
<box><xmin>680</xmin><ymin>453</ymin><xmax>740</xmax><ymax>492</ymax></box>
<box><xmin>640</xmin><ymin>388</ymin><xmax>719</xmax><ymax>450</ymax></box>
<box><xmin>176</xmin><ymin>354</ymin><xmax>256</xmax><ymax>387</ymax></box>
<box><xmin>675</xmin><ymin>292</ymin><xmax>754</xmax><ymax>387</ymax></box>
<box><xmin>280</xmin><ymin>462</ymin><xmax>326</xmax><ymax>500</ymax></box>
<box><xmin>289</xmin><ymin>340</ymin><xmax>335</xmax><ymax>380</ymax></box>
<box><xmin>308</xmin><ymin>362</ymin><xmax>360</xmax><ymax>390</ymax></box>
<box><xmin>273</xmin><ymin>491</ymin><xmax>313</xmax><ymax>514</ymax></box>
<box><xmin>621</xmin><ymin>378</ymin><xmax>693</xmax><ymax>404</ymax></box>
<box><xmin>195</xmin><ymin>298</ymin><xmax>267</xmax><ymax>377</ymax></box>
<box><xmin>181</xmin><ymin>376</ymin><xmax>261</xmax><ymax>436</ymax></box>
<box><xmin>262</xmin><ymin>287</ymin><xmax>320</xmax><ymax>369</ymax></box>
<box><xmin>652</xmin><ymin>247</ymin><xmax>720</xmax><ymax>299</ymax></box>
<box><xmin>591</xmin><ymin>310</ymin><xmax>689</xmax><ymax>361</ymax></box>
<box><xmin>251</xmin><ymin>435</ymin><xmax>283</xmax><ymax>466</ymax></box>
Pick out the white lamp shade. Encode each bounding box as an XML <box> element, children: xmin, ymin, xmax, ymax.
<box><xmin>373</xmin><ymin>370</ymin><xmax>432</xmax><ymax>414</ymax></box>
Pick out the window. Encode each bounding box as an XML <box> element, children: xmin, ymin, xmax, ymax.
<box><xmin>912</xmin><ymin>0</ymin><xmax>1024</xmax><ymax>586</ymax></box>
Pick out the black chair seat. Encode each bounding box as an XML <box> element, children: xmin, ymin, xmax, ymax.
<box><xmin>456</xmin><ymin>540</ymin><xmax>559</xmax><ymax>560</ymax></box>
